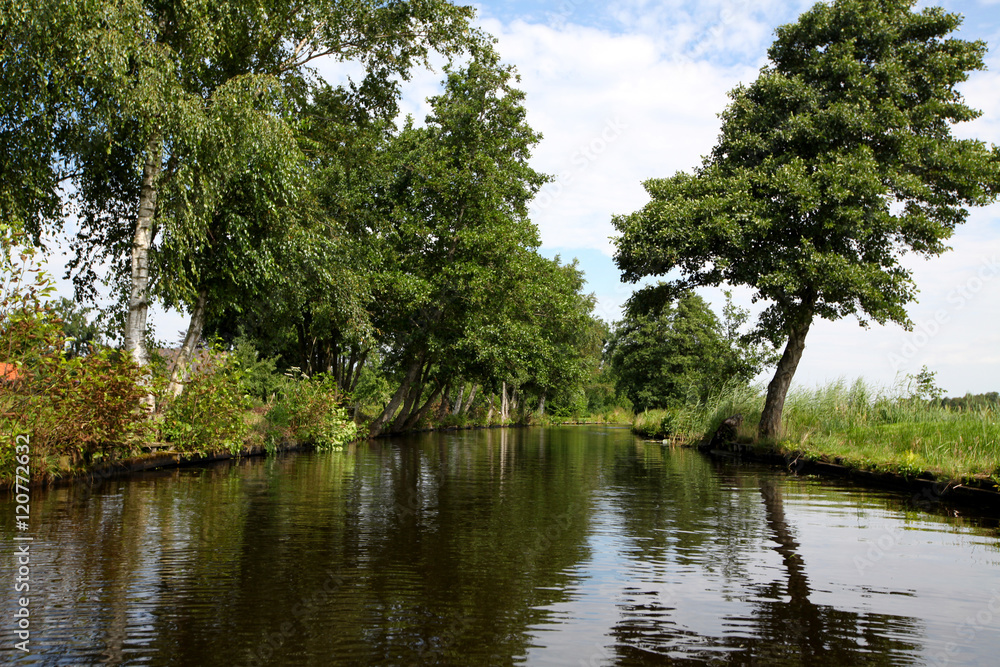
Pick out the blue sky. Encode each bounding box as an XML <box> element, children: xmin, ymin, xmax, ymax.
<box><xmin>449</xmin><ymin>0</ymin><xmax>1000</xmax><ymax>396</ymax></box>
<box><xmin>63</xmin><ymin>0</ymin><xmax>999</xmax><ymax>396</ymax></box>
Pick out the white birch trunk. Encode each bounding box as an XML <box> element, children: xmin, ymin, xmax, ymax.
<box><xmin>167</xmin><ymin>289</ymin><xmax>208</xmax><ymax>397</ymax></box>
<box><xmin>124</xmin><ymin>133</ymin><xmax>162</xmax><ymax>367</ymax></box>
<box><xmin>463</xmin><ymin>384</ymin><xmax>478</xmax><ymax>414</ymax></box>
<box><xmin>501</xmin><ymin>382</ymin><xmax>509</xmax><ymax>423</ymax></box>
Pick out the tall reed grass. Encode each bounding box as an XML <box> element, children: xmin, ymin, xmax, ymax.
<box><xmin>633</xmin><ymin>378</ymin><xmax>1000</xmax><ymax>480</ymax></box>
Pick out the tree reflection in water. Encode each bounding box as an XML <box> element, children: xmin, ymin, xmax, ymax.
<box><xmin>607</xmin><ymin>447</ymin><xmax>923</xmax><ymax>666</ymax></box>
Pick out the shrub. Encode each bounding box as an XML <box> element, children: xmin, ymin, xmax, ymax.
<box><xmin>265</xmin><ymin>372</ymin><xmax>358</xmax><ymax>450</ymax></box>
<box><xmin>230</xmin><ymin>339</ymin><xmax>283</xmax><ymax>403</ymax></box>
<box><xmin>161</xmin><ymin>351</ymin><xmax>252</xmax><ymax>455</ymax></box>
<box><xmin>1</xmin><ymin>230</ymin><xmax>149</xmax><ymax>484</ymax></box>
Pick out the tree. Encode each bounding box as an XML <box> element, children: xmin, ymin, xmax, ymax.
<box><xmin>4</xmin><ymin>0</ymin><xmax>476</xmax><ymax>374</ymax></box>
<box><xmin>606</xmin><ymin>290</ymin><xmax>761</xmax><ymax>412</ymax></box>
<box><xmin>460</xmin><ymin>254</ymin><xmax>604</xmax><ymax>419</ymax></box>
<box><xmin>907</xmin><ymin>365</ymin><xmax>944</xmax><ymax>402</ymax></box>
<box><xmin>50</xmin><ymin>297</ymin><xmax>102</xmax><ymax>358</ymax></box>
<box><xmin>613</xmin><ymin>0</ymin><xmax>1000</xmax><ymax>438</ymax></box>
<box><xmin>366</xmin><ymin>44</ymin><xmax>549</xmax><ymax>435</ymax></box>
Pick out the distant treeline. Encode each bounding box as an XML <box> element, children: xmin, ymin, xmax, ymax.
<box><xmin>936</xmin><ymin>393</ymin><xmax>1000</xmax><ymax>411</ymax></box>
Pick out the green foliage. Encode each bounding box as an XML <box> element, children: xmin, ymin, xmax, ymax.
<box><xmin>350</xmin><ymin>361</ymin><xmax>394</xmax><ymax>420</ymax></box>
<box><xmin>1</xmin><ymin>229</ymin><xmax>148</xmax><ymax>483</ymax></box>
<box><xmin>607</xmin><ymin>290</ymin><xmax>765</xmax><ymax>412</ymax></box>
<box><xmin>6</xmin><ymin>0</ymin><xmax>479</xmax><ymax>370</ymax></box>
<box><xmin>549</xmin><ymin>388</ymin><xmax>588</xmax><ymax>420</ymax></box>
<box><xmin>265</xmin><ymin>372</ymin><xmax>358</xmax><ymax>450</ymax></box>
<box><xmin>938</xmin><ymin>392</ymin><xmax>1000</xmax><ymax>412</ymax></box>
<box><xmin>779</xmin><ymin>379</ymin><xmax>1000</xmax><ymax>479</ymax></box>
<box><xmin>631</xmin><ymin>382</ymin><xmax>761</xmax><ymax>440</ymax></box>
<box><xmin>633</xmin><ymin>376</ymin><xmax>1000</xmax><ymax>479</ymax></box>
<box><xmin>48</xmin><ymin>297</ymin><xmax>102</xmax><ymax>358</ymax></box>
<box><xmin>907</xmin><ymin>365</ymin><xmax>945</xmax><ymax>401</ymax></box>
<box><xmin>161</xmin><ymin>352</ymin><xmax>252</xmax><ymax>455</ymax></box>
<box><xmin>229</xmin><ymin>339</ymin><xmax>283</xmax><ymax>403</ymax></box>
<box><xmin>613</xmin><ymin>0</ymin><xmax>1000</xmax><ymax>435</ymax></box>
<box><xmin>584</xmin><ymin>364</ymin><xmax>628</xmax><ymax>415</ymax></box>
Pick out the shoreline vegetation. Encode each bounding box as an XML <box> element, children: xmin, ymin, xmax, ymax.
<box><xmin>2</xmin><ymin>241</ymin><xmax>996</xmax><ymax>503</ymax></box>
<box><xmin>631</xmin><ymin>380</ymin><xmax>1000</xmax><ymax>505</ymax></box>
<box><xmin>4</xmin><ymin>0</ymin><xmax>999</xmax><ymax>509</ymax></box>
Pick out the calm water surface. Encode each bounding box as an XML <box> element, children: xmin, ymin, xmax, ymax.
<box><xmin>2</xmin><ymin>426</ymin><xmax>999</xmax><ymax>665</ymax></box>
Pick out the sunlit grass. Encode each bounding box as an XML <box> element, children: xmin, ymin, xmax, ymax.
<box><xmin>633</xmin><ymin>378</ymin><xmax>1000</xmax><ymax>481</ymax></box>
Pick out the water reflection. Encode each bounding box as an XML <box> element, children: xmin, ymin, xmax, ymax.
<box><xmin>1</xmin><ymin>427</ymin><xmax>998</xmax><ymax>666</ymax></box>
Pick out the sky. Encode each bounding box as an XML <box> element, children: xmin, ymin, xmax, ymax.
<box><xmin>44</xmin><ymin>0</ymin><xmax>1000</xmax><ymax>397</ymax></box>
<box><xmin>444</xmin><ymin>0</ymin><xmax>1000</xmax><ymax>396</ymax></box>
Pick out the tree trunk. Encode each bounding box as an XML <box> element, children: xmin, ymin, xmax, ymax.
<box><xmin>392</xmin><ymin>380</ymin><xmax>423</xmax><ymax>432</ymax></box>
<box><xmin>124</xmin><ymin>132</ymin><xmax>162</xmax><ymax>367</ymax></box>
<box><xmin>167</xmin><ymin>289</ymin><xmax>208</xmax><ymax>397</ymax></box>
<box><xmin>404</xmin><ymin>381</ymin><xmax>445</xmax><ymax>430</ymax></box>
<box><xmin>438</xmin><ymin>381</ymin><xmax>452</xmax><ymax>420</ymax></box>
<box><xmin>370</xmin><ymin>356</ymin><xmax>423</xmax><ymax>436</ymax></box>
<box><xmin>333</xmin><ymin>341</ymin><xmax>342</xmax><ymax>387</ymax></box>
<box><xmin>462</xmin><ymin>384</ymin><xmax>478</xmax><ymax>415</ymax></box>
<box><xmin>501</xmin><ymin>382</ymin><xmax>509</xmax><ymax>423</ymax></box>
<box><xmin>759</xmin><ymin>480</ymin><xmax>824</xmax><ymax>657</ymax></box>
<box><xmin>451</xmin><ymin>384</ymin><xmax>465</xmax><ymax>415</ymax></box>
<box><xmin>538</xmin><ymin>393</ymin><xmax>546</xmax><ymax>417</ymax></box>
<box><xmin>348</xmin><ymin>349</ymin><xmax>368</xmax><ymax>394</ymax></box>
<box><xmin>758</xmin><ymin>316</ymin><xmax>812</xmax><ymax>440</ymax></box>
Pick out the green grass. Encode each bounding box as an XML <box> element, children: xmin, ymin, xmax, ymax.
<box><xmin>632</xmin><ymin>381</ymin><xmax>762</xmax><ymax>440</ymax></box>
<box><xmin>633</xmin><ymin>378</ymin><xmax>1000</xmax><ymax>482</ymax></box>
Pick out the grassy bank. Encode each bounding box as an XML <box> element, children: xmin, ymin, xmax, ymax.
<box><xmin>538</xmin><ymin>407</ymin><xmax>635</xmax><ymax>426</ymax></box>
<box><xmin>633</xmin><ymin>380</ymin><xmax>1000</xmax><ymax>483</ymax></box>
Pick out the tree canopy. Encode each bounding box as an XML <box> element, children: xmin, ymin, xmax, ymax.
<box><xmin>2</xmin><ymin>0</ymin><xmax>477</xmax><ymax>374</ymax></box>
<box><xmin>613</xmin><ymin>0</ymin><xmax>1000</xmax><ymax>437</ymax></box>
<box><xmin>607</xmin><ymin>290</ymin><xmax>766</xmax><ymax>413</ymax></box>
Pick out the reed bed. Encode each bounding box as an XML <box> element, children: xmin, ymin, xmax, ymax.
<box><xmin>633</xmin><ymin>378</ymin><xmax>1000</xmax><ymax>481</ymax></box>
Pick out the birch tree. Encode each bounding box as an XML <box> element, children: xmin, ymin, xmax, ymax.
<box><xmin>4</xmin><ymin>0</ymin><xmax>476</xmax><ymax>377</ymax></box>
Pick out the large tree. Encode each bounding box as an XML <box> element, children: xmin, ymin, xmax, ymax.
<box><xmin>367</xmin><ymin>44</ymin><xmax>549</xmax><ymax>435</ymax></box>
<box><xmin>3</xmin><ymin>0</ymin><xmax>475</xmax><ymax>372</ymax></box>
<box><xmin>613</xmin><ymin>0</ymin><xmax>1000</xmax><ymax>438</ymax></box>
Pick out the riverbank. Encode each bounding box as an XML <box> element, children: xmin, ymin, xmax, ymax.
<box><xmin>632</xmin><ymin>380</ymin><xmax>1000</xmax><ymax>509</ymax></box>
<box><xmin>11</xmin><ymin>419</ymin><xmax>549</xmax><ymax>490</ymax></box>
<box><xmin>690</xmin><ymin>438</ymin><xmax>1000</xmax><ymax>510</ymax></box>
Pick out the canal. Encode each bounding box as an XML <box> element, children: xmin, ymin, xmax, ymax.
<box><xmin>2</xmin><ymin>426</ymin><xmax>999</xmax><ymax>665</ymax></box>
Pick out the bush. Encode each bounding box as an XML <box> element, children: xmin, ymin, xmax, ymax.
<box><xmin>1</xmin><ymin>231</ymin><xmax>149</xmax><ymax>484</ymax></box>
<box><xmin>230</xmin><ymin>339</ymin><xmax>283</xmax><ymax>403</ymax></box>
<box><xmin>31</xmin><ymin>349</ymin><xmax>150</xmax><ymax>461</ymax></box>
<box><xmin>161</xmin><ymin>351</ymin><xmax>252</xmax><ymax>455</ymax></box>
<box><xmin>265</xmin><ymin>372</ymin><xmax>358</xmax><ymax>450</ymax></box>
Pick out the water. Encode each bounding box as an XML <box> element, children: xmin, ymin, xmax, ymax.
<box><xmin>2</xmin><ymin>426</ymin><xmax>999</xmax><ymax>665</ymax></box>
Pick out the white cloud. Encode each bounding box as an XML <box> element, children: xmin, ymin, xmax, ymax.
<box><xmin>462</xmin><ymin>4</ymin><xmax>1000</xmax><ymax>394</ymax></box>
<box><xmin>113</xmin><ymin>0</ymin><xmax>1000</xmax><ymax>393</ymax></box>
<box><xmin>472</xmin><ymin>18</ymin><xmax>758</xmax><ymax>254</ymax></box>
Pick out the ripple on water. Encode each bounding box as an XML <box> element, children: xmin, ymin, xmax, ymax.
<box><xmin>2</xmin><ymin>429</ymin><xmax>999</xmax><ymax>666</ymax></box>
